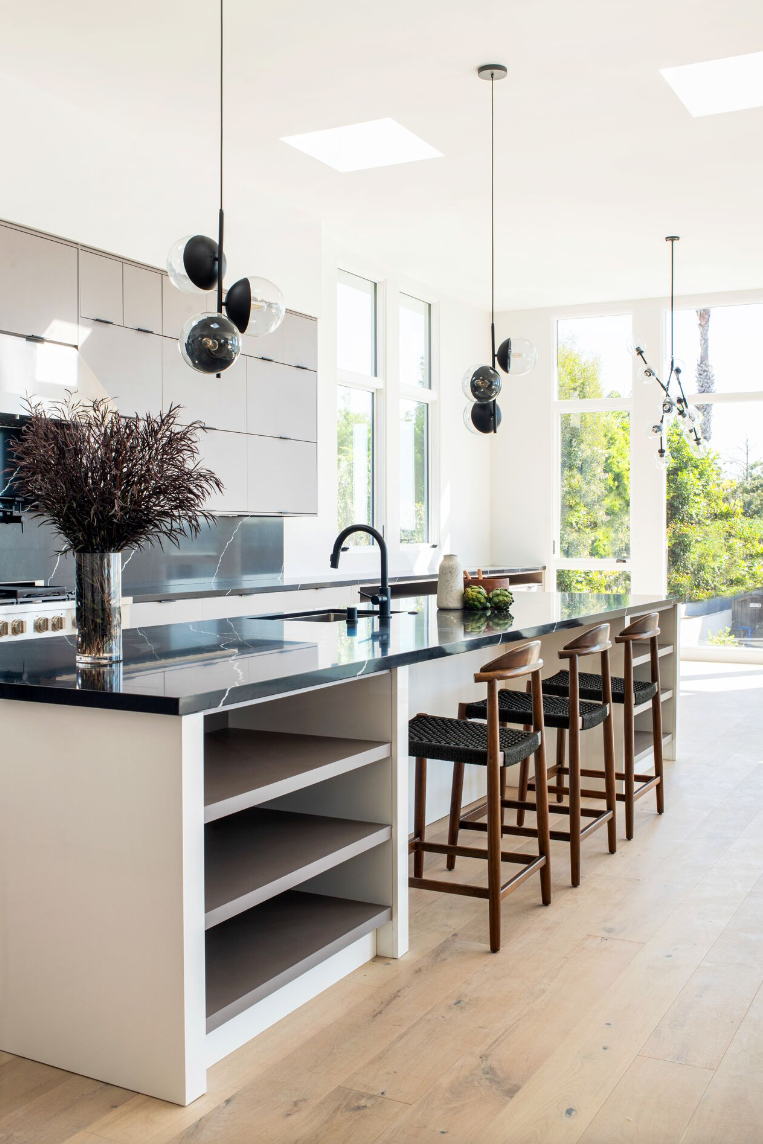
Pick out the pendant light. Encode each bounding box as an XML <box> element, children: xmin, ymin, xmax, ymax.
<box><xmin>628</xmin><ymin>237</ymin><xmax>707</xmax><ymax>466</ymax></box>
<box><xmin>463</xmin><ymin>64</ymin><xmax>537</xmax><ymax>435</ymax></box>
<box><xmin>166</xmin><ymin>0</ymin><xmax>285</xmax><ymax>375</ymax></box>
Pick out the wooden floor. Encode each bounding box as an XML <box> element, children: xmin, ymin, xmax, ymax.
<box><xmin>3</xmin><ymin>662</ymin><xmax>763</xmax><ymax>1144</ymax></box>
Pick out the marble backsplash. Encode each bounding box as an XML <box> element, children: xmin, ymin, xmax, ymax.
<box><xmin>0</xmin><ymin>515</ymin><xmax>284</xmax><ymax>594</ymax></box>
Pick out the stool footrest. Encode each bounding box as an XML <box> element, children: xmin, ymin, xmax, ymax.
<box><xmin>461</xmin><ymin>820</ymin><xmax>540</xmax><ymax>839</ymax></box>
<box><xmin>500</xmin><ymin>855</ymin><xmax>547</xmax><ymax>897</ymax></box>
<box><xmin>409</xmin><ymin>875</ymin><xmax>489</xmax><ymax>899</ymax></box>
<box><xmin>412</xmin><ymin>839</ymin><xmax>537</xmax><ymax>865</ymax></box>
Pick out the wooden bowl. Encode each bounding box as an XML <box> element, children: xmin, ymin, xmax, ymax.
<box><xmin>463</xmin><ymin>569</ymin><xmax>512</xmax><ymax>594</ymax></box>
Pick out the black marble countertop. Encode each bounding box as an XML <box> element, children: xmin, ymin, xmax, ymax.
<box><xmin>0</xmin><ymin>592</ymin><xmax>672</xmax><ymax>716</ymax></box>
<box><xmin>126</xmin><ymin>566</ymin><xmax>545</xmax><ymax>603</ymax></box>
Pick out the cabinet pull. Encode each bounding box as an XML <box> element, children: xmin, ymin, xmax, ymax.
<box><xmin>25</xmin><ymin>334</ymin><xmax>45</xmax><ymax>343</ymax></box>
<box><xmin>93</xmin><ymin>317</ymin><xmax>114</xmax><ymax>325</ymax></box>
<box><xmin>135</xmin><ymin>327</ymin><xmax>153</xmax><ymax>334</ymax></box>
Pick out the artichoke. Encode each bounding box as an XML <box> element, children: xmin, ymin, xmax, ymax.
<box><xmin>463</xmin><ymin>585</ymin><xmax>490</xmax><ymax>611</ymax></box>
<box><xmin>488</xmin><ymin>588</ymin><xmax>514</xmax><ymax>612</ymax></box>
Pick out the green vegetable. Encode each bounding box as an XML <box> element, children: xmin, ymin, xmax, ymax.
<box><xmin>488</xmin><ymin>588</ymin><xmax>514</xmax><ymax>612</ymax></box>
<box><xmin>463</xmin><ymin>585</ymin><xmax>490</xmax><ymax>611</ymax></box>
<box><xmin>464</xmin><ymin>611</ymin><xmax>489</xmax><ymax>633</ymax></box>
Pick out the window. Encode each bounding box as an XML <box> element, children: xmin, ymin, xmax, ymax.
<box><xmin>337</xmin><ymin>270</ymin><xmax>376</xmax><ymax>377</ymax></box>
<box><xmin>337</xmin><ymin>386</ymin><xmax>374</xmax><ymax>542</ymax></box>
<box><xmin>558</xmin><ymin>315</ymin><xmax>632</xmax><ymax>399</ymax></box>
<box><xmin>399</xmin><ymin>398</ymin><xmax>428</xmax><ymax>544</ymax></box>
<box><xmin>669</xmin><ymin>303</ymin><xmax>763</xmax><ymax>395</ymax></box>
<box><xmin>556</xmin><ymin>569</ymin><xmax>632</xmax><ymax>593</ymax></box>
<box><xmin>399</xmin><ymin>294</ymin><xmax>430</xmax><ymax>388</ymax></box>
<box><xmin>560</xmin><ymin>411</ymin><xmax>630</xmax><ymax>559</ymax></box>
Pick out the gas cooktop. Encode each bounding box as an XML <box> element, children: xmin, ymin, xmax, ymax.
<box><xmin>0</xmin><ymin>582</ymin><xmax>74</xmax><ymax>604</ymax></box>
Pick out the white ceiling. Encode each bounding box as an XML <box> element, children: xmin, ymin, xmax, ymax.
<box><xmin>1</xmin><ymin>0</ymin><xmax>762</xmax><ymax>311</ymax></box>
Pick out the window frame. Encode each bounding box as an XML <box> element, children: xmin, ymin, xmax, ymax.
<box><xmin>553</xmin><ymin>311</ymin><xmax>634</xmax><ymax>583</ymax></box>
<box><xmin>398</xmin><ymin>293</ymin><xmax>438</xmax><ymax>549</ymax></box>
<box><xmin>336</xmin><ymin>268</ymin><xmax>385</xmax><ymax>549</ymax></box>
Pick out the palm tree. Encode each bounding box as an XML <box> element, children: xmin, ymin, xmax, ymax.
<box><xmin>695</xmin><ymin>308</ymin><xmax>715</xmax><ymax>440</ymax></box>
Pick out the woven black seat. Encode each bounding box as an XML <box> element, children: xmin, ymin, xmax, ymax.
<box><xmin>542</xmin><ymin>670</ymin><xmax>658</xmax><ymax>705</ymax></box>
<box><xmin>409</xmin><ymin>713</ymin><xmax>540</xmax><ymax>767</ymax></box>
<box><xmin>464</xmin><ymin>689</ymin><xmax>609</xmax><ymax>731</ymax></box>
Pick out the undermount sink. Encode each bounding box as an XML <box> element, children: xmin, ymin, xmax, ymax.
<box><xmin>259</xmin><ymin>608</ymin><xmax>409</xmax><ymax>623</ymax></box>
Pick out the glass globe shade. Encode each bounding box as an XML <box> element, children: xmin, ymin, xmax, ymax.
<box><xmin>496</xmin><ymin>337</ymin><xmax>537</xmax><ymax>376</ymax></box>
<box><xmin>626</xmin><ymin>334</ymin><xmax>646</xmax><ymax>357</ymax></box>
<box><xmin>687</xmin><ymin>404</ymin><xmax>702</xmax><ymax>424</ymax></box>
<box><xmin>638</xmin><ymin>364</ymin><xmax>655</xmax><ymax>385</ymax></box>
<box><xmin>661</xmin><ymin>397</ymin><xmax>676</xmax><ymax>419</ymax></box>
<box><xmin>462</xmin><ymin>364</ymin><xmax>502</xmax><ymax>404</ymax></box>
<box><xmin>166</xmin><ymin>235</ymin><xmax>224</xmax><ymax>294</ymax></box>
<box><xmin>645</xmin><ymin>422</ymin><xmax>663</xmax><ymax>438</ymax></box>
<box><xmin>225</xmin><ymin>275</ymin><xmax>285</xmax><ymax>336</ymax></box>
<box><xmin>653</xmin><ymin>449</ymin><xmax>671</xmax><ymax>471</ymax></box>
<box><xmin>692</xmin><ymin>439</ymin><xmax>709</xmax><ymax>459</ymax></box>
<box><xmin>179</xmin><ymin>312</ymin><xmax>242</xmax><ymax>374</ymax></box>
<box><xmin>463</xmin><ymin>402</ymin><xmax>501</xmax><ymax>434</ymax></box>
<box><xmin>664</xmin><ymin>357</ymin><xmax>686</xmax><ymax>382</ymax></box>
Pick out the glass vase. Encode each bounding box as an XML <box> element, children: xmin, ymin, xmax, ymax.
<box><xmin>75</xmin><ymin>552</ymin><xmax>122</xmax><ymax>664</ymax></box>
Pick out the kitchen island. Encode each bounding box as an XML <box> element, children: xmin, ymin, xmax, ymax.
<box><xmin>0</xmin><ymin>591</ymin><xmax>678</xmax><ymax>1105</ymax></box>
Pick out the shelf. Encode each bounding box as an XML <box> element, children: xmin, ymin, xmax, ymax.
<box><xmin>634</xmin><ymin>731</ymin><xmax>672</xmax><ymax>765</ymax></box>
<box><xmin>206</xmin><ymin>891</ymin><xmax>391</xmax><ymax>1032</ymax></box>
<box><xmin>205</xmin><ymin>808</ymin><xmax>390</xmax><ymax>928</ymax></box>
<box><xmin>204</xmin><ymin>729</ymin><xmax>390</xmax><ymax>823</ymax></box>
<box><xmin>632</xmin><ymin>643</ymin><xmax>674</xmax><ymax>668</ymax></box>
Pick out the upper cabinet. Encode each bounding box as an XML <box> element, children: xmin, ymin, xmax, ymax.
<box><xmin>78</xmin><ymin>318</ymin><xmax>162</xmax><ymax>418</ymax></box>
<box><xmin>282</xmin><ymin>312</ymin><xmax>318</xmax><ymax>371</ymax></box>
<box><xmin>79</xmin><ymin>250</ymin><xmax>123</xmax><ymax>325</ymax></box>
<box><xmin>243</xmin><ymin>319</ymin><xmax>284</xmax><ymax>364</ymax></box>
<box><xmin>162</xmin><ymin>276</ymin><xmax>210</xmax><ymax>338</ymax></box>
<box><xmin>0</xmin><ymin>225</ymin><xmax>78</xmax><ymax>345</ymax></box>
<box><xmin>162</xmin><ymin>337</ymin><xmax>246</xmax><ymax>431</ymax></box>
<box><xmin>247</xmin><ymin>359</ymin><xmax>316</xmax><ymax>442</ymax></box>
<box><xmin>123</xmin><ymin>264</ymin><xmax>162</xmax><ymax>333</ymax></box>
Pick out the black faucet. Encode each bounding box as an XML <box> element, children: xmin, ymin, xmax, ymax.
<box><xmin>330</xmin><ymin>525</ymin><xmax>391</xmax><ymax>618</ymax></box>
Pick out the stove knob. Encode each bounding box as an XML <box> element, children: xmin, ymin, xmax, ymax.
<box><xmin>0</xmin><ymin>621</ymin><xmax>8</xmax><ymax>636</ymax></box>
<box><xmin>51</xmin><ymin>615</ymin><xmax>65</xmax><ymax>632</ymax></box>
<box><xmin>34</xmin><ymin>616</ymin><xmax>50</xmax><ymax>633</ymax></box>
<box><xmin>11</xmin><ymin>619</ymin><xmax>26</xmax><ymax>636</ymax></box>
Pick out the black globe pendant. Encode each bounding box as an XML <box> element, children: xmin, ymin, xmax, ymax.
<box><xmin>179</xmin><ymin>312</ymin><xmax>242</xmax><ymax>374</ymax></box>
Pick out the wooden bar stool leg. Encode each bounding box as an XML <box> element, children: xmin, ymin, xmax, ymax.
<box><xmin>486</xmin><ymin>709</ymin><xmax>502</xmax><ymax>953</ymax></box>
<box><xmin>623</xmin><ymin>644</ymin><xmax>636</xmax><ymax>841</ymax></box>
<box><xmin>531</xmin><ymin>675</ymin><xmax>552</xmax><ymax>906</ymax></box>
<box><xmin>651</xmin><ymin>637</ymin><xmax>665</xmax><ymax>814</ymax></box>
<box><xmin>446</xmin><ymin>761</ymin><xmax>465</xmax><ymax>871</ymax></box>
<box><xmin>555</xmin><ymin>727</ymin><xmax>566</xmax><ymax>803</ymax></box>
<box><xmin>568</xmin><ymin>724</ymin><xmax>582</xmax><ymax>886</ymax></box>
<box><xmin>500</xmin><ymin>767</ymin><xmax>507</xmax><ymax>830</ymax></box>
<box><xmin>516</xmin><ymin>757</ymin><xmax>530</xmax><ymax>826</ymax></box>
<box><xmin>600</xmin><ymin>650</ymin><xmax>617</xmax><ymax>855</ymax></box>
<box><xmin>414</xmin><ymin>757</ymin><xmax>427</xmax><ymax>879</ymax></box>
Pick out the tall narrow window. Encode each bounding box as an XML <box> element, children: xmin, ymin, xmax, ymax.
<box><xmin>337</xmin><ymin>270</ymin><xmax>376</xmax><ymax>377</ymax></box>
<box><xmin>337</xmin><ymin>386</ymin><xmax>374</xmax><ymax>542</ymax></box>
<box><xmin>400</xmin><ymin>294</ymin><xmax>430</xmax><ymax>388</ymax></box>
<box><xmin>399</xmin><ymin>398</ymin><xmax>428</xmax><ymax>544</ymax></box>
<box><xmin>560</xmin><ymin>411</ymin><xmax>631</xmax><ymax>560</ymax></box>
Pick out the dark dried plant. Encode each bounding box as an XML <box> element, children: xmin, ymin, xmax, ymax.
<box><xmin>10</xmin><ymin>397</ymin><xmax>224</xmax><ymax>553</ymax></box>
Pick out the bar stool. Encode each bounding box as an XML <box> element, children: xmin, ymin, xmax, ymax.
<box><xmin>541</xmin><ymin>612</ymin><xmax>664</xmax><ymax>840</ymax></box>
<box><xmin>449</xmin><ymin>624</ymin><xmax>617</xmax><ymax>887</ymax></box>
<box><xmin>408</xmin><ymin>640</ymin><xmax>551</xmax><ymax>953</ymax></box>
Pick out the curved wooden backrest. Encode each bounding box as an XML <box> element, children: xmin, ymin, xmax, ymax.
<box><xmin>616</xmin><ymin>611</ymin><xmax>660</xmax><ymax>643</ymax></box>
<box><xmin>558</xmin><ymin>622</ymin><xmax>612</xmax><ymax>660</ymax></box>
<box><xmin>474</xmin><ymin>639</ymin><xmax>543</xmax><ymax>682</ymax></box>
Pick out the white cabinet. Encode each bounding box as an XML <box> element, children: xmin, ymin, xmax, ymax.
<box><xmin>0</xmin><ymin>225</ymin><xmax>78</xmax><ymax>344</ymax></box>
<box><xmin>282</xmin><ymin>312</ymin><xmax>317</xmax><ymax>370</ymax></box>
<box><xmin>79</xmin><ymin>250</ymin><xmax>123</xmax><ymax>325</ymax></box>
<box><xmin>162</xmin><ymin>338</ymin><xmax>246</xmax><ymax>431</ymax></box>
<box><xmin>247</xmin><ymin>435</ymin><xmax>317</xmax><ymax>514</ymax></box>
<box><xmin>78</xmin><ymin>318</ymin><xmax>162</xmax><ymax>417</ymax></box>
<box><xmin>123</xmin><ymin>264</ymin><xmax>162</xmax><ymax>333</ymax></box>
<box><xmin>196</xmin><ymin>428</ymin><xmax>248</xmax><ymax>513</ymax></box>
<box><xmin>243</xmin><ymin>319</ymin><xmax>284</xmax><ymax>364</ymax></box>
<box><xmin>162</xmin><ymin>275</ymin><xmax>209</xmax><ymax>338</ymax></box>
<box><xmin>247</xmin><ymin>358</ymin><xmax>316</xmax><ymax>442</ymax></box>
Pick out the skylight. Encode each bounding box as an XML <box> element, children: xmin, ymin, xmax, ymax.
<box><xmin>661</xmin><ymin>51</ymin><xmax>763</xmax><ymax>117</ymax></box>
<box><xmin>280</xmin><ymin>118</ymin><xmax>442</xmax><ymax>172</ymax></box>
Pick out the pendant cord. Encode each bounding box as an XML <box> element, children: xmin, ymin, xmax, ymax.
<box><xmin>490</xmin><ymin>73</ymin><xmax>495</xmax><ymax>358</ymax></box>
<box><xmin>216</xmin><ymin>0</ymin><xmax>224</xmax><ymax>317</ymax></box>
<box><xmin>670</xmin><ymin>238</ymin><xmax>674</xmax><ymax>367</ymax></box>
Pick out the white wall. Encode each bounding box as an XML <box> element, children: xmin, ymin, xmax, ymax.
<box><xmin>283</xmin><ymin>229</ymin><xmax>493</xmax><ymax>578</ymax></box>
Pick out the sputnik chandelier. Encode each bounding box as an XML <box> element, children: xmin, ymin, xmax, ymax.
<box><xmin>463</xmin><ymin>64</ymin><xmax>537</xmax><ymax>435</ymax></box>
<box><xmin>630</xmin><ymin>236</ymin><xmax>707</xmax><ymax>468</ymax></box>
<box><xmin>166</xmin><ymin>0</ymin><xmax>285</xmax><ymax>375</ymax></box>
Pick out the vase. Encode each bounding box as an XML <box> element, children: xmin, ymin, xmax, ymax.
<box><xmin>75</xmin><ymin>552</ymin><xmax>123</xmax><ymax>664</ymax></box>
<box><xmin>437</xmin><ymin>553</ymin><xmax>464</xmax><ymax>610</ymax></box>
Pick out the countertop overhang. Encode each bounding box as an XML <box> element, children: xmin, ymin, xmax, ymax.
<box><xmin>0</xmin><ymin>592</ymin><xmax>673</xmax><ymax>716</ymax></box>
